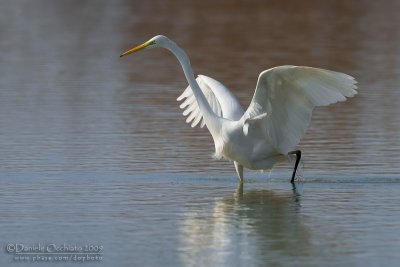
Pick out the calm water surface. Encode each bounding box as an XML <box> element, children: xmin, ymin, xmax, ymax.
<box><xmin>1</xmin><ymin>0</ymin><xmax>400</xmax><ymax>266</ymax></box>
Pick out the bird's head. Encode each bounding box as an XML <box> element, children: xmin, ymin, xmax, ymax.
<box><xmin>120</xmin><ymin>35</ymin><xmax>170</xmax><ymax>57</ymax></box>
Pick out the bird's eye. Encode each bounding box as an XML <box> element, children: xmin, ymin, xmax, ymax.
<box><xmin>149</xmin><ymin>40</ymin><xmax>156</xmax><ymax>46</ymax></box>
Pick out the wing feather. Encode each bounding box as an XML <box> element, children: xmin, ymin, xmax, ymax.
<box><xmin>243</xmin><ymin>66</ymin><xmax>358</xmax><ymax>154</ymax></box>
<box><xmin>177</xmin><ymin>75</ymin><xmax>244</xmax><ymax>128</ymax></box>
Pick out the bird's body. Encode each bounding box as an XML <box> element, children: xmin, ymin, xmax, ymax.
<box><xmin>121</xmin><ymin>35</ymin><xmax>357</xmax><ymax>182</ymax></box>
<box><xmin>209</xmin><ymin>114</ymin><xmax>283</xmax><ymax>170</ymax></box>
<box><xmin>178</xmin><ymin>74</ymin><xmax>282</xmax><ymax>170</ymax></box>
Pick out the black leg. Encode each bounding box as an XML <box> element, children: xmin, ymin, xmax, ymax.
<box><xmin>289</xmin><ymin>150</ymin><xmax>301</xmax><ymax>183</ymax></box>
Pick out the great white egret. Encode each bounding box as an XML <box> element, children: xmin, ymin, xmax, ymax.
<box><xmin>120</xmin><ymin>35</ymin><xmax>357</xmax><ymax>183</ymax></box>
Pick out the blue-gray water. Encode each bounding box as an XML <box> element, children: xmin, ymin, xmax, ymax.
<box><xmin>1</xmin><ymin>0</ymin><xmax>400</xmax><ymax>266</ymax></box>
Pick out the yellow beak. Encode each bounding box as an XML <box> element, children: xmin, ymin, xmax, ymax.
<box><xmin>120</xmin><ymin>41</ymin><xmax>151</xmax><ymax>58</ymax></box>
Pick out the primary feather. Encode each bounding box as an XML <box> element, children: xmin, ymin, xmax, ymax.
<box><xmin>243</xmin><ymin>65</ymin><xmax>358</xmax><ymax>154</ymax></box>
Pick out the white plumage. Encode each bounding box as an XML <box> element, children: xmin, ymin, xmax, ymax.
<box><xmin>177</xmin><ymin>75</ymin><xmax>244</xmax><ymax>128</ymax></box>
<box><xmin>244</xmin><ymin>66</ymin><xmax>357</xmax><ymax>154</ymax></box>
<box><xmin>121</xmin><ymin>35</ymin><xmax>358</xmax><ymax>182</ymax></box>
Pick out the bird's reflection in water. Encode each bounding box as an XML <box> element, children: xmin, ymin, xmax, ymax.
<box><xmin>179</xmin><ymin>183</ymin><xmax>310</xmax><ymax>266</ymax></box>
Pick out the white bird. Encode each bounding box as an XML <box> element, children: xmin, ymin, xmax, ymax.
<box><xmin>120</xmin><ymin>35</ymin><xmax>357</xmax><ymax>183</ymax></box>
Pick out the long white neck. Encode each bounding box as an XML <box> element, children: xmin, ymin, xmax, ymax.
<box><xmin>163</xmin><ymin>40</ymin><xmax>222</xmax><ymax>136</ymax></box>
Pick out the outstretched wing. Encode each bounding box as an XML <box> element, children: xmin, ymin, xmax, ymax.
<box><xmin>243</xmin><ymin>65</ymin><xmax>358</xmax><ymax>154</ymax></box>
<box><xmin>177</xmin><ymin>75</ymin><xmax>244</xmax><ymax>128</ymax></box>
